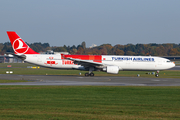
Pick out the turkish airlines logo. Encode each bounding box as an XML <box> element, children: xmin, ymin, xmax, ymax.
<box><xmin>13</xmin><ymin>38</ymin><xmax>29</xmax><ymax>54</ymax></box>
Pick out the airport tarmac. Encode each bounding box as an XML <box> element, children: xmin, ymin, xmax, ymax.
<box><xmin>0</xmin><ymin>74</ymin><xmax>180</xmax><ymax>86</ymax></box>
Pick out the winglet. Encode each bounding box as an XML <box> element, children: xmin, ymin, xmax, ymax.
<box><xmin>7</xmin><ymin>31</ymin><xmax>39</xmax><ymax>54</ymax></box>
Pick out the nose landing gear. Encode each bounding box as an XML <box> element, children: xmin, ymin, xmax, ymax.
<box><xmin>155</xmin><ymin>71</ymin><xmax>159</xmax><ymax>77</ymax></box>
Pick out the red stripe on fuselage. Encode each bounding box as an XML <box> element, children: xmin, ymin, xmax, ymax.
<box><xmin>63</xmin><ymin>55</ymin><xmax>102</xmax><ymax>63</ymax></box>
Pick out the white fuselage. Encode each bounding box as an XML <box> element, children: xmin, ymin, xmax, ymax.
<box><xmin>24</xmin><ymin>54</ymin><xmax>175</xmax><ymax>71</ymax></box>
<box><xmin>6</xmin><ymin>31</ymin><xmax>175</xmax><ymax>75</ymax></box>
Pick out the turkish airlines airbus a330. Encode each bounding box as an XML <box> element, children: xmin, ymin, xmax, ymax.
<box><xmin>7</xmin><ymin>31</ymin><xmax>175</xmax><ymax>77</ymax></box>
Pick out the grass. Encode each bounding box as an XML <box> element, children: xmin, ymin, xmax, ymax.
<box><xmin>0</xmin><ymin>86</ymin><xmax>180</xmax><ymax>119</ymax></box>
<box><xmin>0</xmin><ymin>63</ymin><xmax>180</xmax><ymax>78</ymax></box>
<box><xmin>0</xmin><ymin>63</ymin><xmax>180</xmax><ymax>119</ymax></box>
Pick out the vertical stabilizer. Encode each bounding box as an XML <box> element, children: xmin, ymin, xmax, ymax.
<box><xmin>7</xmin><ymin>31</ymin><xmax>39</xmax><ymax>54</ymax></box>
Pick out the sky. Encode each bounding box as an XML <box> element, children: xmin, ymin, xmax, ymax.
<box><xmin>1</xmin><ymin>0</ymin><xmax>180</xmax><ymax>47</ymax></box>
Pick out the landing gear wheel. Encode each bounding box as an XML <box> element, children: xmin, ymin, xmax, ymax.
<box><xmin>90</xmin><ymin>73</ymin><xmax>94</xmax><ymax>77</ymax></box>
<box><xmin>85</xmin><ymin>73</ymin><xmax>89</xmax><ymax>76</ymax></box>
<box><xmin>155</xmin><ymin>74</ymin><xmax>159</xmax><ymax>77</ymax></box>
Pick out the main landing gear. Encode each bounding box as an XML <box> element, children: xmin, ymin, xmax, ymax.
<box><xmin>85</xmin><ymin>67</ymin><xmax>95</xmax><ymax>77</ymax></box>
<box><xmin>85</xmin><ymin>72</ymin><xmax>94</xmax><ymax>77</ymax></box>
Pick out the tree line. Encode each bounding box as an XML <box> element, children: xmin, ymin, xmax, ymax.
<box><xmin>1</xmin><ymin>41</ymin><xmax>180</xmax><ymax>56</ymax></box>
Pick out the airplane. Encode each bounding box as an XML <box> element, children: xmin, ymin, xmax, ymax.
<box><xmin>7</xmin><ymin>31</ymin><xmax>175</xmax><ymax>77</ymax></box>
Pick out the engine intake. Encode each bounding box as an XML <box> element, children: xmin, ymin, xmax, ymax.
<box><xmin>103</xmin><ymin>66</ymin><xmax>120</xmax><ymax>74</ymax></box>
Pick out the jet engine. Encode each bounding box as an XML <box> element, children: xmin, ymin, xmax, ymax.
<box><xmin>103</xmin><ymin>66</ymin><xmax>120</xmax><ymax>74</ymax></box>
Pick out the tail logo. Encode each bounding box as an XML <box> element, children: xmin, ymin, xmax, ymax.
<box><xmin>13</xmin><ymin>38</ymin><xmax>29</xmax><ymax>54</ymax></box>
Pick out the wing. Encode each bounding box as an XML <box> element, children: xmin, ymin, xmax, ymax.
<box><xmin>65</xmin><ymin>57</ymin><xmax>105</xmax><ymax>68</ymax></box>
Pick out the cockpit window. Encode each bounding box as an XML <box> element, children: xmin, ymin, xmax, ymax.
<box><xmin>167</xmin><ymin>61</ymin><xmax>171</xmax><ymax>62</ymax></box>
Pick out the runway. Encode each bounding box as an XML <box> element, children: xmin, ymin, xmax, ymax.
<box><xmin>0</xmin><ymin>74</ymin><xmax>180</xmax><ymax>86</ymax></box>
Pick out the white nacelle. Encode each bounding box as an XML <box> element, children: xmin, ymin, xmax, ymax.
<box><xmin>104</xmin><ymin>66</ymin><xmax>119</xmax><ymax>74</ymax></box>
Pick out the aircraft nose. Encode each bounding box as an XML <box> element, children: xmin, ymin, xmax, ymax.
<box><xmin>172</xmin><ymin>62</ymin><xmax>175</xmax><ymax>67</ymax></box>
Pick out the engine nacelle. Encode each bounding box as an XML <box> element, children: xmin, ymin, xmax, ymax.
<box><xmin>103</xmin><ymin>66</ymin><xmax>120</xmax><ymax>74</ymax></box>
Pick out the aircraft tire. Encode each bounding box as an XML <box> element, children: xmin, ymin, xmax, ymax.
<box><xmin>90</xmin><ymin>73</ymin><xmax>94</xmax><ymax>77</ymax></box>
<box><xmin>85</xmin><ymin>73</ymin><xmax>89</xmax><ymax>76</ymax></box>
<box><xmin>155</xmin><ymin>74</ymin><xmax>159</xmax><ymax>77</ymax></box>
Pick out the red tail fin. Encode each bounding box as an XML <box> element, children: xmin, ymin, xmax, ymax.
<box><xmin>7</xmin><ymin>31</ymin><xmax>39</xmax><ymax>54</ymax></box>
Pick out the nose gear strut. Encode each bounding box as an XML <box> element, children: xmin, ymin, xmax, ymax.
<box><xmin>155</xmin><ymin>70</ymin><xmax>159</xmax><ymax>77</ymax></box>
